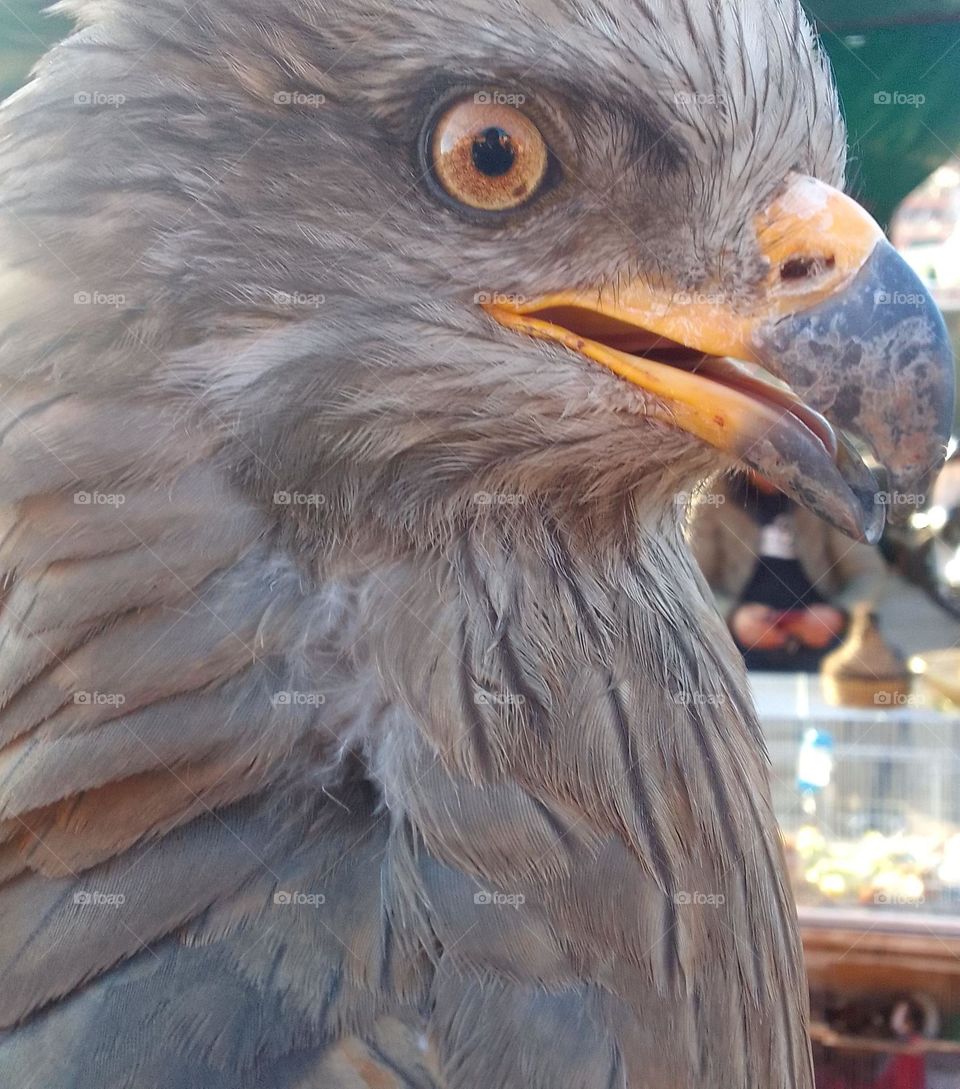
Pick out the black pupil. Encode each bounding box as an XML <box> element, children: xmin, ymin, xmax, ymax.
<box><xmin>471</xmin><ymin>127</ymin><xmax>516</xmax><ymax>177</ymax></box>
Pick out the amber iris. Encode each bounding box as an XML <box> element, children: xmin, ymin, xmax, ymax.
<box><xmin>431</xmin><ymin>99</ymin><xmax>548</xmax><ymax>211</ymax></box>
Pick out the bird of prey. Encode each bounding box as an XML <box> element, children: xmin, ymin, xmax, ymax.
<box><xmin>0</xmin><ymin>1</ymin><xmax>952</xmax><ymax>1087</ymax></box>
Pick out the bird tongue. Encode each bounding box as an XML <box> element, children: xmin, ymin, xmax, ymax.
<box><xmin>489</xmin><ymin>302</ymin><xmax>886</xmax><ymax>541</ymax></box>
<box><xmin>668</xmin><ymin>354</ymin><xmax>837</xmax><ymax>458</ymax></box>
<box><xmin>529</xmin><ymin>306</ymin><xmax>883</xmax><ymax>540</ymax></box>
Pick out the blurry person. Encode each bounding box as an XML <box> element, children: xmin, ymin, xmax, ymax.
<box><xmin>870</xmin><ymin>997</ymin><xmax>927</xmax><ymax>1089</ymax></box>
<box><xmin>691</xmin><ymin>471</ymin><xmax>887</xmax><ymax>671</ymax></box>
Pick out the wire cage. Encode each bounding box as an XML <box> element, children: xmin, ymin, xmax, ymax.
<box><xmin>752</xmin><ymin>673</ymin><xmax>960</xmax><ymax>914</ymax></box>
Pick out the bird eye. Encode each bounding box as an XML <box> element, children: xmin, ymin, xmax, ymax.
<box><xmin>430</xmin><ymin>98</ymin><xmax>548</xmax><ymax>212</ymax></box>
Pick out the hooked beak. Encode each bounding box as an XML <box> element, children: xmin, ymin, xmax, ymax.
<box><xmin>484</xmin><ymin>175</ymin><xmax>955</xmax><ymax>542</ymax></box>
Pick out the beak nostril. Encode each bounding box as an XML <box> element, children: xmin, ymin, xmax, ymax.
<box><xmin>780</xmin><ymin>254</ymin><xmax>836</xmax><ymax>282</ymax></box>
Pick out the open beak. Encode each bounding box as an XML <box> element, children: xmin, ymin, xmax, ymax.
<box><xmin>484</xmin><ymin>175</ymin><xmax>955</xmax><ymax>542</ymax></box>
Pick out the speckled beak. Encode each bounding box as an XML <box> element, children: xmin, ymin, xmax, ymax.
<box><xmin>752</xmin><ymin>237</ymin><xmax>954</xmax><ymax>531</ymax></box>
<box><xmin>483</xmin><ymin>175</ymin><xmax>955</xmax><ymax>543</ymax></box>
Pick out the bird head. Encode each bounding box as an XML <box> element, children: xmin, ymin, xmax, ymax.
<box><xmin>4</xmin><ymin>0</ymin><xmax>953</xmax><ymax>551</ymax></box>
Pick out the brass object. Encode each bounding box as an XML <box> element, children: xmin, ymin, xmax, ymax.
<box><xmin>821</xmin><ymin>604</ymin><xmax>911</xmax><ymax>708</ymax></box>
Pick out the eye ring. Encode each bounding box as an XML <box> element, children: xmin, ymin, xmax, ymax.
<box><xmin>428</xmin><ymin>96</ymin><xmax>549</xmax><ymax>213</ymax></box>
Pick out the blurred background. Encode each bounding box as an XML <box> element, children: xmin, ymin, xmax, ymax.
<box><xmin>6</xmin><ymin>1</ymin><xmax>960</xmax><ymax>1085</ymax></box>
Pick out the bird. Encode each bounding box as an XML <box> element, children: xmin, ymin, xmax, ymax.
<box><xmin>0</xmin><ymin>1</ymin><xmax>952</xmax><ymax>1087</ymax></box>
